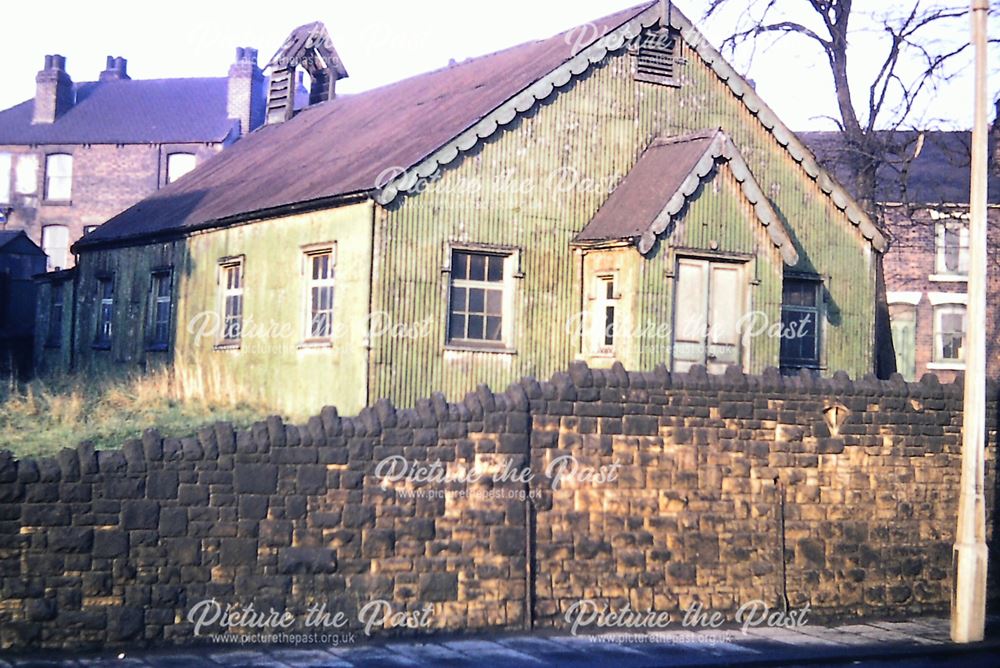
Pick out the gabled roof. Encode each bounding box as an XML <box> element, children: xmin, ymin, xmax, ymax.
<box><xmin>801</xmin><ymin>130</ymin><xmax>1000</xmax><ymax>206</ymax></box>
<box><xmin>77</xmin><ymin>2</ymin><xmax>886</xmax><ymax>254</ymax></box>
<box><xmin>573</xmin><ymin>130</ymin><xmax>799</xmax><ymax>265</ymax></box>
<box><xmin>0</xmin><ymin>230</ymin><xmax>45</xmax><ymax>256</ymax></box>
<box><xmin>0</xmin><ymin>78</ymin><xmax>239</xmax><ymax>145</ymax></box>
<box><xmin>267</xmin><ymin>21</ymin><xmax>348</xmax><ymax>79</ymax></box>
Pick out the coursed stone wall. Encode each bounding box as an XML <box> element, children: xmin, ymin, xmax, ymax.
<box><xmin>0</xmin><ymin>363</ymin><xmax>995</xmax><ymax>650</ymax></box>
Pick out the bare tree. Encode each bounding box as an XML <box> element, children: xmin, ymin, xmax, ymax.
<box><xmin>702</xmin><ymin>0</ymin><xmax>999</xmax><ymax>215</ymax></box>
<box><xmin>702</xmin><ymin>0</ymin><xmax>998</xmax><ymax>379</ymax></box>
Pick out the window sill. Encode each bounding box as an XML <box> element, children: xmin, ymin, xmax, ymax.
<box><xmin>444</xmin><ymin>343</ymin><xmax>517</xmax><ymax>355</ymax></box>
<box><xmin>91</xmin><ymin>343</ymin><xmax>111</xmax><ymax>351</ymax></box>
<box><xmin>42</xmin><ymin>199</ymin><xmax>73</xmax><ymax>207</ymax></box>
<box><xmin>298</xmin><ymin>339</ymin><xmax>334</xmax><ymax>350</ymax></box>
<box><xmin>213</xmin><ymin>341</ymin><xmax>241</xmax><ymax>351</ymax></box>
<box><xmin>146</xmin><ymin>344</ymin><xmax>169</xmax><ymax>353</ymax></box>
<box><xmin>927</xmin><ymin>361</ymin><xmax>964</xmax><ymax>371</ymax></box>
<box><xmin>928</xmin><ymin>274</ymin><xmax>968</xmax><ymax>283</ymax></box>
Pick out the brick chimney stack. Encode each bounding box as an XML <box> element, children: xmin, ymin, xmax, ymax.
<box><xmin>227</xmin><ymin>47</ymin><xmax>264</xmax><ymax>137</ymax></box>
<box><xmin>99</xmin><ymin>56</ymin><xmax>130</xmax><ymax>82</ymax></box>
<box><xmin>32</xmin><ymin>55</ymin><xmax>74</xmax><ymax>124</ymax></box>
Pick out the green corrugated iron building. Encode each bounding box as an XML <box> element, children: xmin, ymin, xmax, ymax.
<box><xmin>37</xmin><ymin>3</ymin><xmax>889</xmax><ymax>417</ymax></box>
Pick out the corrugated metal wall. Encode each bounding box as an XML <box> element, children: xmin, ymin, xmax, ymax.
<box><xmin>370</xmin><ymin>36</ymin><xmax>876</xmax><ymax>407</ymax></box>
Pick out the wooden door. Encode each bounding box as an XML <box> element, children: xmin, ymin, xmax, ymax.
<box><xmin>673</xmin><ymin>258</ymin><xmax>746</xmax><ymax>373</ymax></box>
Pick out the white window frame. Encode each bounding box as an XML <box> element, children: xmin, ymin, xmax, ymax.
<box><xmin>217</xmin><ymin>257</ymin><xmax>244</xmax><ymax>348</ymax></box>
<box><xmin>931</xmin><ymin>220</ymin><xmax>969</xmax><ymax>281</ymax></box>
<box><xmin>592</xmin><ymin>273</ymin><xmax>619</xmax><ymax>356</ymax></box>
<box><xmin>302</xmin><ymin>244</ymin><xmax>337</xmax><ymax>343</ymax></box>
<box><xmin>44</xmin><ymin>153</ymin><xmax>73</xmax><ymax>201</ymax></box>
<box><xmin>0</xmin><ymin>153</ymin><xmax>11</xmax><ymax>204</ymax></box>
<box><xmin>41</xmin><ymin>224</ymin><xmax>70</xmax><ymax>272</ymax></box>
<box><xmin>166</xmin><ymin>152</ymin><xmax>197</xmax><ymax>185</ymax></box>
<box><xmin>15</xmin><ymin>154</ymin><xmax>38</xmax><ymax>195</ymax></box>
<box><xmin>444</xmin><ymin>244</ymin><xmax>519</xmax><ymax>352</ymax></box>
<box><xmin>930</xmin><ymin>301</ymin><xmax>966</xmax><ymax>369</ymax></box>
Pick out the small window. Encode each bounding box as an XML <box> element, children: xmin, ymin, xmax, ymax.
<box><xmin>635</xmin><ymin>28</ymin><xmax>680</xmax><ymax>86</ymax></box>
<box><xmin>935</xmin><ymin>221</ymin><xmax>969</xmax><ymax>276</ymax></box>
<box><xmin>166</xmin><ymin>153</ymin><xmax>197</xmax><ymax>184</ymax></box>
<box><xmin>41</xmin><ymin>224</ymin><xmax>70</xmax><ymax>271</ymax></box>
<box><xmin>0</xmin><ymin>153</ymin><xmax>11</xmax><ymax>204</ymax></box>
<box><xmin>219</xmin><ymin>260</ymin><xmax>244</xmax><ymax>343</ymax></box>
<box><xmin>448</xmin><ymin>250</ymin><xmax>509</xmax><ymax>346</ymax></box>
<box><xmin>304</xmin><ymin>247</ymin><xmax>336</xmax><ymax>340</ymax></box>
<box><xmin>934</xmin><ymin>304</ymin><xmax>966</xmax><ymax>364</ymax></box>
<box><xmin>780</xmin><ymin>277</ymin><xmax>821</xmax><ymax>370</ymax></box>
<box><xmin>15</xmin><ymin>154</ymin><xmax>38</xmax><ymax>195</ymax></box>
<box><xmin>46</xmin><ymin>282</ymin><xmax>64</xmax><ymax>348</ymax></box>
<box><xmin>594</xmin><ymin>275</ymin><xmax>618</xmax><ymax>354</ymax></box>
<box><xmin>148</xmin><ymin>271</ymin><xmax>173</xmax><ymax>350</ymax></box>
<box><xmin>94</xmin><ymin>276</ymin><xmax>114</xmax><ymax>348</ymax></box>
<box><xmin>44</xmin><ymin>153</ymin><xmax>72</xmax><ymax>201</ymax></box>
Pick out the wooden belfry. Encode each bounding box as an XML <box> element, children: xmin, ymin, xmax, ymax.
<box><xmin>264</xmin><ymin>21</ymin><xmax>349</xmax><ymax>125</ymax></box>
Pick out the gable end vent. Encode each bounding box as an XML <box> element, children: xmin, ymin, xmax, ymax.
<box><xmin>634</xmin><ymin>28</ymin><xmax>681</xmax><ymax>87</ymax></box>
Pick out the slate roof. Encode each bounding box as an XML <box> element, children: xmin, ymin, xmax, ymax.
<box><xmin>0</xmin><ymin>230</ymin><xmax>45</xmax><ymax>255</ymax></box>
<box><xmin>801</xmin><ymin>130</ymin><xmax>1000</xmax><ymax>206</ymax></box>
<box><xmin>0</xmin><ymin>78</ymin><xmax>239</xmax><ymax>145</ymax></box>
<box><xmin>574</xmin><ymin>129</ymin><xmax>798</xmax><ymax>264</ymax></box>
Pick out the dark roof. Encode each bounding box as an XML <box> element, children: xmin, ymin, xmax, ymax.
<box><xmin>800</xmin><ymin>130</ymin><xmax>1000</xmax><ymax>206</ymax></box>
<box><xmin>0</xmin><ymin>230</ymin><xmax>45</xmax><ymax>255</ymax></box>
<box><xmin>574</xmin><ymin>129</ymin><xmax>798</xmax><ymax>264</ymax></box>
<box><xmin>575</xmin><ymin>131</ymin><xmax>717</xmax><ymax>242</ymax></box>
<box><xmin>0</xmin><ymin>78</ymin><xmax>239</xmax><ymax>145</ymax></box>
<box><xmin>77</xmin><ymin>3</ymin><xmax>656</xmax><ymax>249</ymax></box>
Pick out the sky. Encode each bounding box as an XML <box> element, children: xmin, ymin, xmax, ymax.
<box><xmin>0</xmin><ymin>0</ymin><xmax>995</xmax><ymax>131</ymax></box>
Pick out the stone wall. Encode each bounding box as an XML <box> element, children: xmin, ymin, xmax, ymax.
<box><xmin>0</xmin><ymin>363</ymin><xmax>995</xmax><ymax>651</ymax></box>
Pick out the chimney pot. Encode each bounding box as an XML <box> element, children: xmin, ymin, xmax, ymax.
<box><xmin>44</xmin><ymin>54</ymin><xmax>53</xmax><ymax>69</ymax></box>
<box><xmin>236</xmin><ymin>47</ymin><xmax>245</xmax><ymax>61</ymax></box>
<box><xmin>100</xmin><ymin>55</ymin><xmax>129</xmax><ymax>82</ymax></box>
<box><xmin>51</xmin><ymin>54</ymin><xmax>66</xmax><ymax>71</ymax></box>
<box><xmin>106</xmin><ymin>55</ymin><xmax>115</xmax><ymax>69</ymax></box>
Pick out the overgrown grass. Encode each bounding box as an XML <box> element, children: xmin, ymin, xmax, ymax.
<box><xmin>0</xmin><ymin>367</ymin><xmax>271</xmax><ymax>458</ymax></box>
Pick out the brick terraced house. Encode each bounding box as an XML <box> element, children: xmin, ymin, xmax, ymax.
<box><xmin>42</xmin><ymin>2</ymin><xmax>890</xmax><ymax>415</ymax></box>
<box><xmin>0</xmin><ymin>47</ymin><xmax>267</xmax><ymax>271</ymax></box>
<box><xmin>804</xmin><ymin>111</ymin><xmax>1000</xmax><ymax>382</ymax></box>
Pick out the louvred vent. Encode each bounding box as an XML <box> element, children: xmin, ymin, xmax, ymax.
<box><xmin>635</xmin><ymin>28</ymin><xmax>679</xmax><ymax>85</ymax></box>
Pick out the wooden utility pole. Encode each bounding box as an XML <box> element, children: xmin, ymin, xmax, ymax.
<box><xmin>951</xmin><ymin>0</ymin><xmax>990</xmax><ymax>644</ymax></box>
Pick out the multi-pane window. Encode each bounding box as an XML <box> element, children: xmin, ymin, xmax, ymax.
<box><xmin>41</xmin><ymin>224</ymin><xmax>69</xmax><ymax>271</ymax></box>
<box><xmin>46</xmin><ymin>283</ymin><xmax>64</xmax><ymax>348</ymax></box>
<box><xmin>934</xmin><ymin>304</ymin><xmax>966</xmax><ymax>364</ymax></box>
<box><xmin>935</xmin><ymin>222</ymin><xmax>969</xmax><ymax>276</ymax></box>
<box><xmin>166</xmin><ymin>153</ymin><xmax>196</xmax><ymax>184</ymax></box>
<box><xmin>305</xmin><ymin>248</ymin><xmax>336</xmax><ymax>339</ymax></box>
<box><xmin>94</xmin><ymin>276</ymin><xmax>114</xmax><ymax>348</ymax></box>
<box><xmin>219</xmin><ymin>260</ymin><xmax>244</xmax><ymax>343</ymax></box>
<box><xmin>448</xmin><ymin>250</ymin><xmax>506</xmax><ymax>344</ymax></box>
<box><xmin>149</xmin><ymin>271</ymin><xmax>172</xmax><ymax>350</ymax></box>
<box><xmin>44</xmin><ymin>153</ymin><xmax>72</xmax><ymax>201</ymax></box>
<box><xmin>780</xmin><ymin>278</ymin><xmax>821</xmax><ymax>369</ymax></box>
<box><xmin>595</xmin><ymin>276</ymin><xmax>618</xmax><ymax>353</ymax></box>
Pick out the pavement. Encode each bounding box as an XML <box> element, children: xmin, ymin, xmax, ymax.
<box><xmin>2</xmin><ymin>616</ymin><xmax>999</xmax><ymax>667</ymax></box>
